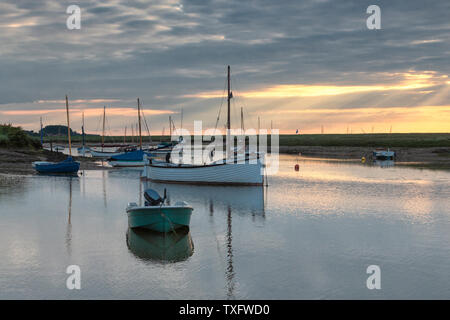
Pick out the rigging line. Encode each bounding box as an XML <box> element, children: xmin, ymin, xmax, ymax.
<box><xmin>140</xmin><ymin>101</ymin><xmax>152</xmax><ymax>143</ymax></box>
<box><xmin>214</xmin><ymin>76</ymin><xmax>228</xmax><ymax>131</ymax></box>
<box><xmin>232</xmin><ymin>75</ymin><xmax>257</xmax><ymax>130</ymax></box>
<box><xmin>105</xmin><ymin>116</ymin><xmax>112</xmax><ymax>142</ymax></box>
<box><xmin>95</xmin><ymin>112</ymin><xmax>102</xmax><ymax>135</ymax></box>
<box><xmin>230</xmin><ymin>76</ymin><xmax>240</xmax><ymax>130</ymax></box>
<box><xmin>142</xmin><ymin>111</ymin><xmax>152</xmax><ymax>143</ymax></box>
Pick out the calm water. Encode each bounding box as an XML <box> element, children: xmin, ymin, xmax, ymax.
<box><xmin>0</xmin><ymin>155</ymin><xmax>449</xmax><ymax>299</ymax></box>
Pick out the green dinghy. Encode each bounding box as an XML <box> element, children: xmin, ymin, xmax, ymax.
<box><xmin>126</xmin><ymin>189</ymin><xmax>193</xmax><ymax>233</ymax></box>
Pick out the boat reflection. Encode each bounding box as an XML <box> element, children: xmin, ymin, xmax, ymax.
<box><xmin>374</xmin><ymin>160</ymin><xmax>395</xmax><ymax>168</ymax></box>
<box><xmin>143</xmin><ymin>181</ymin><xmax>265</xmax><ymax>219</ymax></box>
<box><xmin>126</xmin><ymin>227</ymin><xmax>194</xmax><ymax>263</ymax></box>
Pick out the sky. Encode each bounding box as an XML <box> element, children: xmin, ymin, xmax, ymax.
<box><xmin>0</xmin><ymin>0</ymin><xmax>449</xmax><ymax>135</ymax></box>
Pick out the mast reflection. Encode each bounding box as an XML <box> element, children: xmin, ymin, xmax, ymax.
<box><xmin>66</xmin><ymin>177</ymin><xmax>73</xmax><ymax>256</ymax></box>
<box><xmin>226</xmin><ymin>206</ymin><xmax>235</xmax><ymax>299</ymax></box>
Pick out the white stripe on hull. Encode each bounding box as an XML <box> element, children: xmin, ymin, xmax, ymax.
<box><xmin>109</xmin><ymin>160</ymin><xmax>146</xmax><ymax>167</ymax></box>
<box><xmin>90</xmin><ymin>150</ymin><xmax>123</xmax><ymax>158</ymax></box>
<box><xmin>144</xmin><ymin>161</ymin><xmax>264</xmax><ymax>185</ymax></box>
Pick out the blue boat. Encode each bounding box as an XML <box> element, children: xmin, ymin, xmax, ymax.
<box><xmin>33</xmin><ymin>156</ymin><xmax>80</xmax><ymax>174</ymax></box>
<box><xmin>108</xmin><ymin>149</ymin><xmax>154</xmax><ymax>167</ymax></box>
<box><xmin>126</xmin><ymin>189</ymin><xmax>193</xmax><ymax>232</ymax></box>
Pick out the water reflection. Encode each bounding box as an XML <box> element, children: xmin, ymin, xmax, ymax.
<box><xmin>226</xmin><ymin>206</ymin><xmax>235</xmax><ymax>299</ymax></box>
<box><xmin>143</xmin><ymin>181</ymin><xmax>265</xmax><ymax>218</ymax></box>
<box><xmin>66</xmin><ymin>177</ymin><xmax>74</xmax><ymax>256</ymax></box>
<box><xmin>126</xmin><ymin>227</ymin><xmax>194</xmax><ymax>263</ymax></box>
<box><xmin>102</xmin><ymin>170</ymin><xmax>107</xmax><ymax>208</ymax></box>
<box><xmin>374</xmin><ymin>160</ymin><xmax>395</xmax><ymax>168</ymax></box>
<box><xmin>140</xmin><ymin>182</ymin><xmax>265</xmax><ymax>298</ymax></box>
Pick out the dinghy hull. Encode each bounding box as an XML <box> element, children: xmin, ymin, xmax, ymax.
<box><xmin>126</xmin><ymin>205</ymin><xmax>193</xmax><ymax>232</ymax></box>
<box><xmin>33</xmin><ymin>159</ymin><xmax>80</xmax><ymax>174</ymax></box>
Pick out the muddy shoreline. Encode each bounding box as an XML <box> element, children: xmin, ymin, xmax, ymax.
<box><xmin>1</xmin><ymin>146</ymin><xmax>449</xmax><ymax>175</ymax></box>
<box><xmin>0</xmin><ymin>148</ymin><xmax>105</xmax><ymax>175</ymax></box>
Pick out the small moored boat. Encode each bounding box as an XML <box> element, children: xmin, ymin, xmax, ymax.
<box><xmin>33</xmin><ymin>156</ymin><xmax>80</xmax><ymax>174</ymax></box>
<box><xmin>373</xmin><ymin>148</ymin><xmax>395</xmax><ymax>160</ymax></box>
<box><xmin>126</xmin><ymin>189</ymin><xmax>193</xmax><ymax>232</ymax></box>
<box><xmin>33</xmin><ymin>96</ymin><xmax>80</xmax><ymax>174</ymax></box>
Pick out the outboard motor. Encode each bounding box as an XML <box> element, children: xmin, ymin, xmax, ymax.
<box><xmin>144</xmin><ymin>189</ymin><xmax>163</xmax><ymax>206</ymax></box>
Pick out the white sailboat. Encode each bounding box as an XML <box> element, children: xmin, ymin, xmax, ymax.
<box><xmin>90</xmin><ymin>106</ymin><xmax>124</xmax><ymax>158</ymax></box>
<box><xmin>142</xmin><ymin>66</ymin><xmax>264</xmax><ymax>186</ymax></box>
<box><xmin>108</xmin><ymin>98</ymin><xmax>154</xmax><ymax>167</ymax></box>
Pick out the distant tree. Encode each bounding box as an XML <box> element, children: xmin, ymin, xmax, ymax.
<box><xmin>41</xmin><ymin>125</ymin><xmax>80</xmax><ymax>136</ymax></box>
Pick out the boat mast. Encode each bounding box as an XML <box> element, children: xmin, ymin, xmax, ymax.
<box><xmin>169</xmin><ymin>116</ymin><xmax>172</xmax><ymax>137</ymax></box>
<box><xmin>226</xmin><ymin>65</ymin><xmax>232</xmax><ymax>158</ymax></box>
<box><xmin>124</xmin><ymin>126</ymin><xmax>127</xmax><ymax>144</ymax></box>
<box><xmin>65</xmin><ymin>95</ymin><xmax>72</xmax><ymax>157</ymax></box>
<box><xmin>137</xmin><ymin>98</ymin><xmax>142</xmax><ymax>150</ymax></box>
<box><xmin>40</xmin><ymin>117</ymin><xmax>43</xmax><ymax>145</ymax></box>
<box><xmin>102</xmin><ymin>106</ymin><xmax>106</xmax><ymax>151</ymax></box>
<box><xmin>240</xmin><ymin>107</ymin><xmax>244</xmax><ymax>132</ymax></box>
<box><xmin>82</xmin><ymin>111</ymin><xmax>85</xmax><ymax>149</ymax></box>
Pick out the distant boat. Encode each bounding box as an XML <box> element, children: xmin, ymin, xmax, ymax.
<box><xmin>142</xmin><ymin>66</ymin><xmax>264</xmax><ymax>186</ymax></box>
<box><xmin>108</xmin><ymin>149</ymin><xmax>154</xmax><ymax>167</ymax></box>
<box><xmin>126</xmin><ymin>189</ymin><xmax>193</xmax><ymax>232</ymax></box>
<box><xmin>77</xmin><ymin>112</ymin><xmax>90</xmax><ymax>156</ymax></box>
<box><xmin>373</xmin><ymin>148</ymin><xmax>395</xmax><ymax>160</ymax></box>
<box><xmin>33</xmin><ymin>96</ymin><xmax>80</xmax><ymax>174</ymax></box>
<box><xmin>89</xmin><ymin>106</ymin><xmax>124</xmax><ymax>158</ymax></box>
<box><xmin>77</xmin><ymin>146</ymin><xmax>91</xmax><ymax>154</ymax></box>
<box><xmin>108</xmin><ymin>98</ymin><xmax>153</xmax><ymax>167</ymax></box>
<box><xmin>126</xmin><ymin>227</ymin><xmax>194</xmax><ymax>262</ymax></box>
<box><xmin>90</xmin><ymin>149</ymin><xmax>123</xmax><ymax>158</ymax></box>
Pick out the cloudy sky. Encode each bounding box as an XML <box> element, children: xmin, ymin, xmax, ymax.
<box><xmin>0</xmin><ymin>0</ymin><xmax>449</xmax><ymax>134</ymax></box>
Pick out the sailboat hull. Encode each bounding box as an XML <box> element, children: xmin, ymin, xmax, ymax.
<box><xmin>109</xmin><ymin>160</ymin><xmax>147</xmax><ymax>167</ymax></box>
<box><xmin>90</xmin><ymin>150</ymin><xmax>123</xmax><ymax>158</ymax></box>
<box><xmin>143</xmin><ymin>160</ymin><xmax>264</xmax><ymax>186</ymax></box>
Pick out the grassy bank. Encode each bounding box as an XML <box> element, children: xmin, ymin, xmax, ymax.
<box><xmin>40</xmin><ymin>133</ymin><xmax>450</xmax><ymax>148</ymax></box>
<box><xmin>278</xmin><ymin>133</ymin><xmax>450</xmax><ymax>148</ymax></box>
<box><xmin>0</xmin><ymin>124</ymin><xmax>41</xmax><ymax>149</ymax></box>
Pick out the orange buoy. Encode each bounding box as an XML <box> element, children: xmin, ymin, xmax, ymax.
<box><xmin>294</xmin><ymin>164</ymin><xmax>299</xmax><ymax>171</ymax></box>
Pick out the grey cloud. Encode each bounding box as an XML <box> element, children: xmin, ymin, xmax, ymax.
<box><xmin>0</xmin><ymin>0</ymin><xmax>448</xmax><ymax>131</ymax></box>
